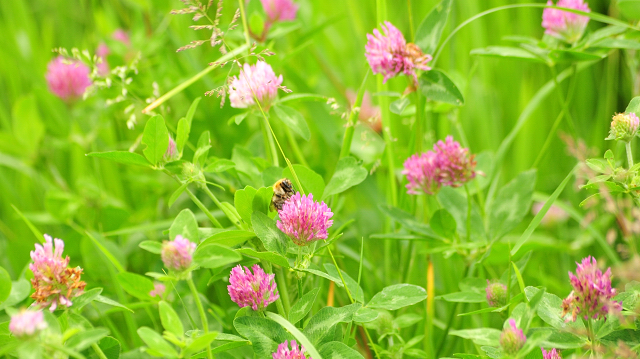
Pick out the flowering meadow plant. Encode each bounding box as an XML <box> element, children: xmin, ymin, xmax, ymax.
<box><xmin>2</xmin><ymin>0</ymin><xmax>640</xmax><ymax>359</ymax></box>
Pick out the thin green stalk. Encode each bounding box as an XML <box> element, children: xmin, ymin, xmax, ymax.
<box><xmin>186</xmin><ymin>188</ymin><xmax>222</xmax><ymax>228</ymax></box>
<box><xmin>327</xmin><ymin>246</ymin><xmax>354</xmax><ymax>303</ymax></box>
<box><xmin>340</xmin><ymin>70</ymin><xmax>370</xmax><ymax>159</ymax></box>
<box><xmin>202</xmin><ymin>185</ymin><xmax>243</xmax><ymax>228</ymax></box>
<box><xmin>532</xmin><ymin>110</ymin><xmax>565</xmax><ymax>168</ymax></box>
<box><xmin>550</xmin><ymin>65</ymin><xmax>577</xmax><ymax>137</ymax></box>
<box><xmin>91</xmin><ymin>343</ymin><xmax>108</xmax><ymax>359</ymax></box>
<box><xmin>464</xmin><ymin>185</ymin><xmax>471</xmax><ymax>242</ymax></box>
<box><xmin>626</xmin><ymin>141</ymin><xmax>634</xmax><ymax>168</ymax></box>
<box><xmin>261</xmin><ymin>115</ymin><xmax>279</xmax><ymax>166</ymax></box>
<box><xmin>424</xmin><ymin>258</ymin><xmax>435</xmax><ymax>358</ymax></box>
<box><xmin>187</xmin><ymin>276</ymin><xmax>213</xmax><ymax>359</ymax></box>
<box><xmin>275</xmin><ymin>267</ymin><xmax>291</xmax><ymax>317</ymax></box>
<box><xmin>142</xmin><ymin>44</ymin><xmax>250</xmax><ymax>114</ymax></box>
<box><xmin>283</xmin><ymin>126</ymin><xmax>309</xmax><ymax>167</ymax></box>
<box><xmin>415</xmin><ymin>90</ymin><xmax>424</xmax><ymax>153</ymax></box>
<box><xmin>237</xmin><ymin>0</ymin><xmax>251</xmax><ymax>48</ymax></box>
<box><xmin>407</xmin><ymin>0</ymin><xmax>415</xmax><ymax>41</ymax></box>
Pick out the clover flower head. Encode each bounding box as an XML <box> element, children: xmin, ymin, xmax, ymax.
<box><xmin>112</xmin><ymin>29</ymin><xmax>131</xmax><ymax>46</ymax></box>
<box><xmin>45</xmin><ymin>56</ymin><xmax>92</xmax><ymax>101</ymax></box>
<box><xmin>562</xmin><ymin>256</ymin><xmax>622</xmax><ymax>321</ymax></box>
<box><xmin>96</xmin><ymin>43</ymin><xmax>110</xmax><ymax>77</ymax></box>
<box><xmin>500</xmin><ymin>319</ymin><xmax>526</xmax><ymax>355</ymax></box>
<box><xmin>30</xmin><ymin>235</ymin><xmax>86</xmax><ymax>311</ymax></box>
<box><xmin>273</xmin><ymin>340</ymin><xmax>310</xmax><ymax>359</ymax></box>
<box><xmin>433</xmin><ymin>136</ymin><xmax>477</xmax><ymax>187</ymax></box>
<box><xmin>607</xmin><ymin>112</ymin><xmax>640</xmax><ymax>142</ymax></box>
<box><xmin>261</xmin><ymin>0</ymin><xmax>298</xmax><ymax>23</ymax></box>
<box><xmin>486</xmin><ymin>280</ymin><xmax>508</xmax><ymax>307</ymax></box>
<box><xmin>149</xmin><ymin>283</ymin><xmax>166</xmax><ymax>298</ymax></box>
<box><xmin>542</xmin><ymin>348</ymin><xmax>562</xmax><ymax>359</ymax></box>
<box><xmin>161</xmin><ymin>235</ymin><xmax>196</xmax><ymax>272</ymax></box>
<box><xmin>229</xmin><ymin>61</ymin><xmax>283</xmax><ymax>111</ymax></box>
<box><xmin>402</xmin><ymin>136</ymin><xmax>476</xmax><ymax>195</ymax></box>
<box><xmin>9</xmin><ymin>309</ymin><xmax>47</xmax><ymax>338</ymax></box>
<box><xmin>228</xmin><ymin>264</ymin><xmax>279</xmax><ymax>311</ymax></box>
<box><xmin>276</xmin><ymin>193</ymin><xmax>334</xmax><ymax>246</ymax></box>
<box><xmin>542</xmin><ymin>0</ymin><xmax>590</xmax><ymax>43</ymax></box>
<box><xmin>365</xmin><ymin>21</ymin><xmax>432</xmax><ymax>84</ymax></box>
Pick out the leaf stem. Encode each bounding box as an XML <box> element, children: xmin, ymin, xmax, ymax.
<box><xmin>626</xmin><ymin>141</ymin><xmax>634</xmax><ymax>168</ymax></box>
<box><xmin>237</xmin><ymin>0</ymin><xmax>251</xmax><ymax>49</ymax></box>
<box><xmin>186</xmin><ymin>188</ymin><xmax>223</xmax><ymax>228</ymax></box>
<box><xmin>275</xmin><ymin>267</ymin><xmax>291</xmax><ymax>318</ymax></box>
<box><xmin>187</xmin><ymin>276</ymin><xmax>213</xmax><ymax>359</ymax></box>
<box><xmin>339</xmin><ymin>69</ymin><xmax>370</xmax><ymax>159</ymax></box>
<box><xmin>91</xmin><ymin>343</ymin><xmax>108</xmax><ymax>359</ymax></box>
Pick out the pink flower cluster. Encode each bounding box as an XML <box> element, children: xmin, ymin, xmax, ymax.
<box><xmin>402</xmin><ymin>136</ymin><xmax>476</xmax><ymax>195</ymax></box>
<box><xmin>228</xmin><ymin>264</ymin><xmax>279</xmax><ymax>311</ymax></box>
<box><xmin>9</xmin><ymin>309</ymin><xmax>47</xmax><ymax>338</ymax></box>
<box><xmin>485</xmin><ymin>281</ymin><xmax>507</xmax><ymax>307</ymax></box>
<box><xmin>45</xmin><ymin>56</ymin><xmax>92</xmax><ymax>101</ymax></box>
<box><xmin>276</xmin><ymin>193</ymin><xmax>334</xmax><ymax>246</ymax></box>
<box><xmin>607</xmin><ymin>112</ymin><xmax>640</xmax><ymax>142</ymax></box>
<box><xmin>365</xmin><ymin>21</ymin><xmax>432</xmax><ymax>84</ymax></box>
<box><xmin>561</xmin><ymin>256</ymin><xmax>622</xmax><ymax>321</ymax></box>
<box><xmin>542</xmin><ymin>0</ymin><xmax>590</xmax><ymax>43</ymax></box>
<box><xmin>500</xmin><ymin>319</ymin><xmax>526</xmax><ymax>355</ymax></box>
<box><xmin>261</xmin><ymin>0</ymin><xmax>298</xmax><ymax>24</ymax></box>
<box><xmin>229</xmin><ymin>61</ymin><xmax>283</xmax><ymax>111</ymax></box>
<box><xmin>542</xmin><ymin>348</ymin><xmax>562</xmax><ymax>359</ymax></box>
<box><xmin>30</xmin><ymin>235</ymin><xmax>86</xmax><ymax>311</ymax></box>
<box><xmin>161</xmin><ymin>235</ymin><xmax>196</xmax><ymax>272</ymax></box>
<box><xmin>149</xmin><ymin>282</ymin><xmax>166</xmax><ymax>298</ymax></box>
<box><xmin>273</xmin><ymin>340</ymin><xmax>310</xmax><ymax>359</ymax></box>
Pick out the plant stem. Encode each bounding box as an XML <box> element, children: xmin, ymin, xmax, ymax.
<box><xmin>91</xmin><ymin>343</ymin><xmax>108</xmax><ymax>359</ymax></box>
<box><xmin>142</xmin><ymin>44</ymin><xmax>250</xmax><ymax>114</ymax></box>
<box><xmin>261</xmin><ymin>115</ymin><xmax>280</xmax><ymax>166</ymax></box>
<box><xmin>532</xmin><ymin>110</ymin><xmax>565</xmax><ymax>168</ymax></box>
<box><xmin>340</xmin><ymin>70</ymin><xmax>370</xmax><ymax>159</ymax></box>
<box><xmin>187</xmin><ymin>276</ymin><xmax>213</xmax><ymax>359</ymax></box>
<box><xmin>186</xmin><ymin>188</ymin><xmax>223</xmax><ymax>228</ymax></box>
<box><xmin>237</xmin><ymin>0</ymin><xmax>251</xmax><ymax>49</ymax></box>
<box><xmin>327</xmin><ymin>246</ymin><xmax>354</xmax><ymax>303</ymax></box>
<box><xmin>275</xmin><ymin>267</ymin><xmax>291</xmax><ymax>317</ymax></box>
<box><xmin>424</xmin><ymin>258</ymin><xmax>435</xmax><ymax>358</ymax></box>
<box><xmin>626</xmin><ymin>141</ymin><xmax>634</xmax><ymax>168</ymax></box>
<box><xmin>415</xmin><ymin>90</ymin><xmax>424</xmax><ymax>153</ymax></box>
<box><xmin>202</xmin><ymin>185</ymin><xmax>243</xmax><ymax>228</ymax></box>
<box><xmin>464</xmin><ymin>185</ymin><xmax>472</xmax><ymax>242</ymax></box>
<box><xmin>550</xmin><ymin>65</ymin><xmax>577</xmax><ymax>137</ymax></box>
<box><xmin>283</xmin><ymin>126</ymin><xmax>309</xmax><ymax>167</ymax></box>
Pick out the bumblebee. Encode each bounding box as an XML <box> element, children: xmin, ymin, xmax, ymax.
<box><xmin>270</xmin><ymin>178</ymin><xmax>295</xmax><ymax>211</ymax></box>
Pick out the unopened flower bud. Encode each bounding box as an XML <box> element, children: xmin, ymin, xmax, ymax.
<box><xmin>500</xmin><ymin>319</ymin><xmax>526</xmax><ymax>355</ymax></box>
<box><xmin>607</xmin><ymin>112</ymin><xmax>639</xmax><ymax>142</ymax></box>
<box><xmin>485</xmin><ymin>281</ymin><xmax>507</xmax><ymax>307</ymax></box>
<box><xmin>161</xmin><ymin>235</ymin><xmax>196</xmax><ymax>272</ymax></box>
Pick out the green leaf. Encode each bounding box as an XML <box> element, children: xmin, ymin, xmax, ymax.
<box><xmin>230</xmin><ymin>112</ymin><xmax>249</xmax><ymax>125</ymax></box>
<box><xmin>235</xmin><ymin>186</ymin><xmax>258</xmax><ymax>227</ymax></box>
<box><xmin>301</xmin><ymin>303</ymin><xmax>361</xmax><ymax>345</ymax></box>
<box><xmin>419</xmin><ymin>69</ymin><xmax>464</xmax><ymax>106</ymax></box>
<box><xmin>323</xmin><ymin>157</ymin><xmax>368</xmax><ymax>198</ymax></box>
<box><xmin>169</xmin><ymin>209</ymin><xmax>199</xmax><ymax>242</ymax></box>
<box><xmin>168</xmin><ymin>182</ymin><xmax>189</xmax><ymax>207</ymax></box>
<box><xmin>194</xmin><ymin>244</ymin><xmax>242</xmax><ymax>269</ymax></box>
<box><xmin>204</xmin><ymin>159</ymin><xmax>236</xmax><ymax>173</ymax></box>
<box><xmin>415</xmin><ymin>0</ymin><xmax>452</xmax><ymax>54</ymax></box>
<box><xmin>200</xmin><ymin>230</ymin><xmax>255</xmax><ymax>247</ymax></box>
<box><xmin>289</xmin><ymin>287</ymin><xmax>320</xmax><ymax>324</ymax></box>
<box><xmin>251</xmin><ymin>212</ymin><xmax>289</xmax><ymax>255</ymax></box>
<box><xmin>273</xmin><ymin>105</ymin><xmax>311</xmax><ymax>141</ymax></box>
<box><xmin>511</xmin><ymin>166</ymin><xmax>575</xmax><ymax>256</ymax></box>
<box><xmin>524</xmin><ymin>287</ymin><xmax>585</xmax><ymax>331</ymax></box>
<box><xmin>194</xmin><ymin>131</ymin><xmax>211</xmax><ymax>167</ymax></box>
<box><xmin>319</xmin><ymin>341</ymin><xmax>365</xmax><ymax>359</ymax></box>
<box><xmin>184</xmin><ymin>332</ymin><xmax>219</xmax><ymax>355</ymax></box>
<box><xmin>88</xmin><ymin>336</ymin><xmax>121</xmax><ymax>359</ymax></box>
<box><xmin>353</xmin><ymin>307</ymin><xmax>379</xmax><ymax>323</ymax></box>
<box><xmin>66</xmin><ymin>328</ymin><xmax>109</xmax><ymax>351</ymax></box>
<box><xmin>176</xmin><ymin>97</ymin><xmax>200</xmax><ymax>155</ymax></box>
<box><xmin>429</xmin><ymin>209</ymin><xmax>457</xmax><ymax>239</ymax></box>
<box><xmin>87</xmin><ymin>151</ymin><xmax>151</xmax><ymax>167</ymax></box>
<box><xmin>389</xmin><ymin>97</ymin><xmax>410</xmax><ymax>115</ymax></box>
<box><xmin>159</xmin><ymin>301</ymin><xmax>184</xmax><ymax>338</ymax></box>
<box><xmin>439</xmin><ymin>291</ymin><xmax>486</xmax><ymax>303</ymax></box>
<box><xmin>0</xmin><ymin>267</ymin><xmax>11</xmax><ymax>305</ymax></box>
<box><xmin>618</xmin><ymin>0</ymin><xmax>640</xmax><ymax>19</ymax></box>
<box><xmin>0</xmin><ymin>279</ymin><xmax>30</xmax><ymax>310</ymax></box>
<box><xmin>625</xmin><ymin>96</ymin><xmax>640</xmax><ymax>115</ymax></box>
<box><xmin>489</xmin><ymin>170</ymin><xmax>537</xmax><ymax>240</ymax></box>
<box><xmin>449</xmin><ymin>328</ymin><xmax>501</xmax><ymax>346</ymax></box>
<box><xmin>234</xmin><ymin>316</ymin><xmax>289</xmax><ymax>357</ymax></box>
<box><xmin>12</xmin><ymin>94</ymin><xmax>44</xmax><ymax>156</ymax></box>
<box><xmin>470</xmin><ymin>46</ymin><xmax>546</xmax><ymax>63</ymax></box>
<box><xmin>324</xmin><ymin>263</ymin><xmax>364</xmax><ymax>303</ymax></box>
<box><xmin>139</xmin><ymin>241</ymin><xmax>163</xmax><ymax>254</ymax></box>
<box><xmin>265</xmin><ymin>312</ymin><xmax>323</xmax><ymax>359</ymax></box>
<box><xmin>142</xmin><ymin>115</ymin><xmax>169</xmax><ymax>166</ymax></box>
<box><xmin>95</xmin><ymin>295</ymin><xmax>133</xmax><ymax>313</ymax></box>
<box><xmin>253</xmin><ymin>186</ymin><xmax>274</xmax><ymax>216</ymax></box>
<box><xmin>137</xmin><ymin>327</ymin><xmax>179</xmax><ymax>357</ymax></box>
<box><xmin>378</xmin><ymin>205</ymin><xmax>442</xmax><ymax>238</ymax></box>
<box><xmin>116</xmin><ymin>272</ymin><xmax>154</xmax><ymax>301</ymax></box>
<box><xmin>72</xmin><ymin>287</ymin><xmax>103</xmax><ymax>310</ymax></box>
<box><xmin>283</xmin><ymin>165</ymin><xmax>325</xmax><ymax>199</ymax></box>
<box><xmin>236</xmin><ymin>248</ymin><xmax>289</xmax><ymax>268</ymax></box>
<box><xmin>367</xmin><ymin>284</ymin><xmax>427</xmax><ymax>310</ymax></box>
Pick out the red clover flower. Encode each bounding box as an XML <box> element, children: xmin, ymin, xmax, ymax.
<box><xmin>607</xmin><ymin>112</ymin><xmax>640</xmax><ymax>142</ymax></box>
<box><xmin>9</xmin><ymin>309</ymin><xmax>47</xmax><ymax>338</ymax></box>
<box><xmin>30</xmin><ymin>235</ymin><xmax>86</xmax><ymax>311</ymax></box>
<box><xmin>365</xmin><ymin>21</ymin><xmax>432</xmax><ymax>85</ymax></box>
<box><xmin>402</xmin><ymin>136</ymin><xmax>476</xmax><ymax>195</ymax></box>
<box><xmin>45</xmin><ymin>56</ymin><xmax>92</xmax><ymax>101</ymax></box>
<box><xmin>273</xmin><ymin>340</ymin><xmax>310</xmax><ymax>359</ymax></box>
<box><xmin>500</xmin><ymin>319</ymin><xmax>526</xmax><ymax>355</ymax></box>
<box><xmin>228</xmin><ymin>264</ymin><xmax>279</xmax><ymax>311</ymax></box>
<box><xmin>276</xmin><ymin>193</ymin><xmax>334</xmax><ymax>246</ymax></box>
<box><xmin>486</xmin><ymin>281</ymin><xmax>508</xmax><ymax>307</ymax></box>
<box><xmin>542</xmin><ymin>348</ymin><xmax>562</xmax><ymax>359</ymax></box>
<box><xmin>161</xmin><ymin>235</ymin><xmax>196</xmax><ymax>272</ymax></box>
<box><xmin>561</xmin><ymin>256</ymin><xmax>622</xmax><ymax>322</ymax></box>
<box><xmin>542</xmin><ymin>0</ymin><xmax>590</xmax><ymax>43</ymax></box>
<box><xmin>229</xmin><ymin>61</ymin><xmax>283</xmax><ymax>111</ymax></box>
<box><xmin>261</xmin><ymin>0</ymin><xmax>298</xmax><ymax>24</ymax></box>
<box><xmin>149</xmin><ymin>282</ymin><xmax>166</xmax><ymax>298</ymax></box>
